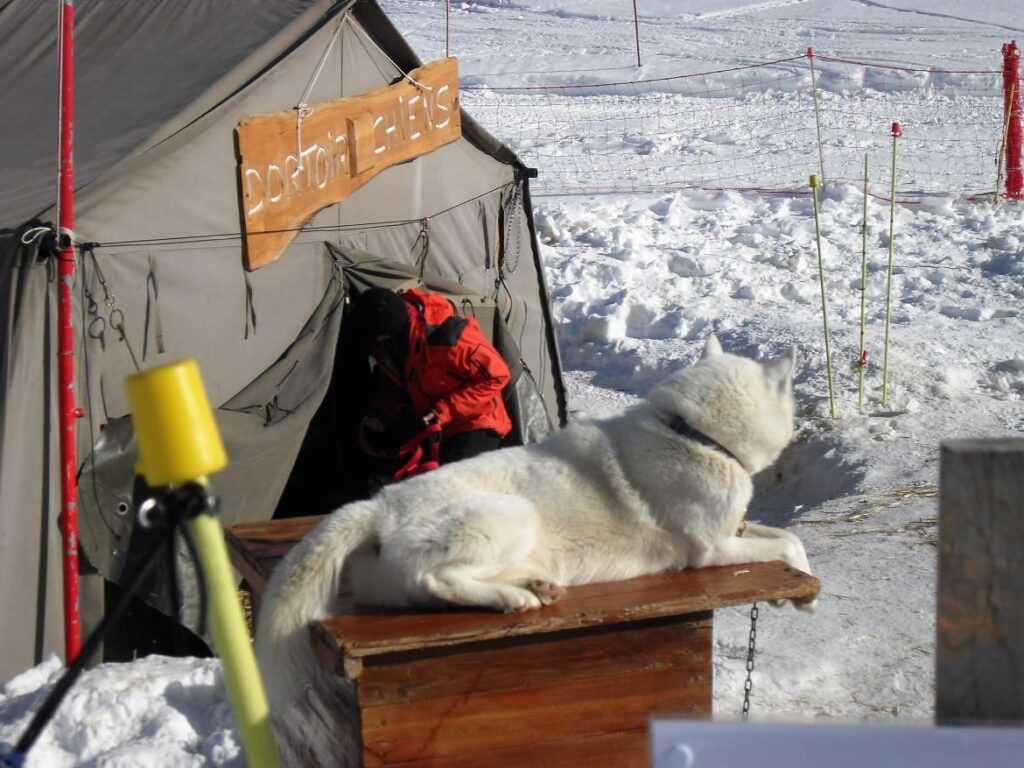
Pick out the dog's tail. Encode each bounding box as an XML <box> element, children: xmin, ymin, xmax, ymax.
<box><xmin>255</xmin><ymin>501</ymin><xmax>376</xmax><ymax>712</ymax></box>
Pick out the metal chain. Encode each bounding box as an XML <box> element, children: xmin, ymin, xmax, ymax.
<box><xmin>501</xmin><ymin>182</ymin><xmax>523</xmax><ymax>277</ymax></box>
<box><xmin>741</xmin><ymin>601</ymin><xmax>759</xmax><ymax>720</ymax></box>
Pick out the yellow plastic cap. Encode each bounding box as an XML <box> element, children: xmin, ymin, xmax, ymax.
<box><xmin>125</xmin><ymin>360</ymin><xmax>228</xmax><ymax>486</ymax></box>
<box><xmin>809</xmin><ymin>174</ymin><xmax>819</xmax><ymax>188</ymax></box>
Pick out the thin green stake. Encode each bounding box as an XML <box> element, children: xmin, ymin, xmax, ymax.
<box><xmin>881</xmin><ymin>122</ymin><xmax>901</xmax><ymax>409</ymax></box>
<box><xmin>995</xmin><ymin>81</ymin><xmax>1016</xmax><ymax>203</ymax></box>
<box><xmin>808</xmin><ymin>48</ymin><xmax>827</xmax><ymax>188</ymax></box>
<box><xmin>857</xmin><ymin>153</ymin><xmax>869</xmax><ymax>407</ymax></box>
<box><xmin>810</xmin><ymin>174</ymin><xmax>836</xmax><ymax>420</ymax></box>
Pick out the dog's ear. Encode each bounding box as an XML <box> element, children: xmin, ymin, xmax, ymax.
<box><xmin>700</xmin><ymin>333</ymin><xmax>723</xmax><ymax>360</ymax></box>
<box><xmin>765</xmin><ymin>346</ymin><xmax>797</xmax><ymax>393</ymax></box>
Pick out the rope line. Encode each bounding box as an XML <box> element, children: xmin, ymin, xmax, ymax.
<box><xmin>815</xmin><ymin>53</ymin><xmax>999</xmax><ymax>75</ymax></box>
<box><xmin>465</xmin><ymin>55</ymin><xmax>806</xmax><ymax>92</ymax></box>
<box><xmin>84</xmin><ymin>183</ymin><xmax>513</xmax><ymax>251</ymax></box>
<box><xmin>348</xmin><ymin>13</ymin><xmax>434</xmax><ymax>92</ymax></box>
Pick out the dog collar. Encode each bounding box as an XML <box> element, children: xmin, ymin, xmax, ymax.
<box><xmin>668</xmin><ymin>415</ymin><xmax>745</xmax><ymax>470</ymax></box>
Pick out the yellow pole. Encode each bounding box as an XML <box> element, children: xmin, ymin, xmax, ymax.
<box><xmin>995</xmin><ymin>81</ymin><xmax>1016</xmax><ymax>203</ymax></box>
<box><xmin>188</xmin><ymin>510</ymin><xmax>280</xmax><ymax>768</ymax></box>
<box><xmin>881</xmin><ymin>123</ymin><xmax>901</xmax><ymax>410</ymax></box>
<box><xmin>808</xmin><ymin>48</ymin><xmax>827</xmax><ymax>189</ymax></box>
<box><xmin>857</xmin><ymin>153</ymin><xmax>869</xmax><ymax>407</ymax></box>
<box><xmin>126</xmin><ymin>360</ymin><xmax>281</xmax><ymax>768</ymax></box>
<box><xmin>810</xmin><ymin>174</ymin><xmax>836</xmax><ymax>420</ymax></box>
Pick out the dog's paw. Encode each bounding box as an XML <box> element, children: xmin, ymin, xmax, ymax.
<box><xmin>793</xmin><ymin>595</ymin><xmax>818</xmax><ymax>612</ymax></box>
<box><xmin>527</xmin><ymin>580</ymin><xmax>566</xmax><ymax>606</ymax></box>
<box><xmin>499</xmin><ymin>587</ymin><xmax>542</xmax><ymax>613</ymax></box>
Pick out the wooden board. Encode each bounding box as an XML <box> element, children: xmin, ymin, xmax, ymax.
<box><xmin>358</xmin><ymin>618</ymin><xmax>711</xmax><ymax>766</ymax></box>
<box><xmin>315</xmin><ymin>564</ymin><xmax>814</xmax><ymax>663</ymax></box>
<box><xmin>235</xmin><ymin>58</ymin><xmax>461</xmax><ymax>270</ymax></box>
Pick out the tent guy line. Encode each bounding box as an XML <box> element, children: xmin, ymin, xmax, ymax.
<box><xmin>75</xmin><ymin>182</ymin><xmax>516</xmax><ymax>251</ymax></box>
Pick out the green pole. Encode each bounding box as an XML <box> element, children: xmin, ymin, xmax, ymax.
<box><xmin>995</xmin><ymin>81</ymin><xmax>1016</xmax><ymax>203</ymax></box>
<box><xmin>808</xmin><ymin>48</ymin><xmax>827</xmax><ymax>189</ymax></box>
<box><xmin>810</xmin><ymin>174</ymin><xmax>836</xmax><ymax>420</ymax></box>
<box><xmin>189</xmin><ymin>512</ymin><xmax>281</xmax><ymax>768</ymax></box>
<box><xmin>881</xmin><ymin>123</ymin><xmax>901</xmax><ymax>410</ymax></box>
<box><xmin>857</xmin><ymin>153</ymin><xmax>869</xmax><ymax>407</ymax></box>
<box><xmin>126</xmin><ymin>361</ymin><xmax>281</xmax><ymax>768</ymax></box>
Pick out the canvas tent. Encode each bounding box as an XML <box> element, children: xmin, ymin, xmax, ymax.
<box><xmin>0</xmin><ymin>0</ymin><xmax>566</xmax><ymax>682</ymax></box>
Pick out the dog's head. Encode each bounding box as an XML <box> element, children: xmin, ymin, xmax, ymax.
<box><xmin>648</xmin><ymin>334</ymin><xmax>797</xmax><ymax>475</ymax></box>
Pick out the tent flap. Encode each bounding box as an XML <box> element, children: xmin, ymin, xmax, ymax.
<box><xmin>77</xmin><ymin>268</ymin><xmax>345</xmax><ymax>628</ymax></box>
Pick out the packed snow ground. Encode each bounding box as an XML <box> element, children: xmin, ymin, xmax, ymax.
<box><xmin>3</xmin><ymin>1</ymin><xmax>1023</xmax><ymax>764</ymax></box>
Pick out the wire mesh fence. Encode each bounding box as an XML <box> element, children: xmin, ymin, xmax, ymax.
<box><xmin>461</xmin><ymin>51</ymin><xmax>1008</xmax><ymax>199</ymax></box>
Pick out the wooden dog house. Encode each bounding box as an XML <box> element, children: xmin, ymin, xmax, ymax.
<box><xmin>227</xmin><ymin>516</ymin><xmax>819</xmax><ymax>767</ymax></box>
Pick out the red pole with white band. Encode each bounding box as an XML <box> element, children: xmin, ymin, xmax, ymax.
<box><xmin>56</xmin><ymin>0</ymin><xmax>82</xmax><ymax>663</ymax></box>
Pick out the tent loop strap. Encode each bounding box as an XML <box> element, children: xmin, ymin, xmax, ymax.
<box><xmin>142</xmin><ymin>254</ymin><xmax>165</xmax><ymax>360</ymax></box>
<box><xmin>243</xmin><ymin>272</ymin><xmax>258</xmax><ymax>339</ymax></box>
<box><xmin>295</xmin><ymin>13</ymin><xmax>348</xmax><ymax>167</ymax></box>
<box><xmin>20</xmin><ymin>226</ymin><xmax>51</xmax><ymax>245</ymax></box>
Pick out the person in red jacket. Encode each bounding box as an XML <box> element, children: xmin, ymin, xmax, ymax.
<box><xmin>348</xmin><ymin>286</ymin><xmax>512</xmax><ymax>478</ymax></box>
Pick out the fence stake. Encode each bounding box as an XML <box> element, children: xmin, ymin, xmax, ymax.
<box><xmin>807</xmin><ymin>48</ymin><xmax>827</xmax><ymax>189</ymax></box>
<box><xmin>810</xmin><ymin>174</ymin><xmax>836</xmax><ymax>420</ymax></box>
<box><xmin>881</xmin><ymin>122</ymin><xmax>900</xmax><ymax>410</ymax></box>
<box><xmin>995</xmin><ymin>81</ymin><xmax>1014</xmax><ymax>202</ymax></box>
<box><xmin>632</xmin><ymin>1</ymin><xmax>642</xmax><ymax>67</ymax></box>
<box><xmin>1001</xmin><ymin>41</ymin><xmax>1023</xmax><ymax>199</ymax></box>
<box><xmin>856</xmin><ymin>153</ymin><xmax>869</xmax><ymax>407</ymax></box>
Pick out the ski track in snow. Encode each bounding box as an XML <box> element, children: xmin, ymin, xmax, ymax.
<box><xmin>849</xmin><ymin>0</ymin><xmax>1024</xmax><ymax>35</ymax></box>
<box><xmin>692</xmin><ymin>0</ymin><xmax>815</xmax><ymax>21</ymax></box>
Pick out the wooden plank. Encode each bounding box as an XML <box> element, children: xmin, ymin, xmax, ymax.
<box><xmin>360</xmin><ymin>665</ymin><xmax>706</xmax><ymax>765</ymax></box>
<box><xmin>226</xmin><ymin>515</ymin><xmax>321</xmax><ymax>543</ymax></box>
<box><xmin>390</xmin><ymin>730</ymin><xmax>648</xmax><ymax>768</ymax></box>
<box><xmin>316</xmin><ymin>563</ymin><xmax>816</xmax><ymax>659</ymax></box>
<box><xmin>936</xmin><ymin>439</ymin><xmax>1024</xmax><ymax>725</ymax></box>
<box><xmin>354</xmin><ymin>616</ymin><xmax>710</xmax><ymax>706</ymax></box>
<box><xmin>236</xmin><ymin>58</ymin><xmax>461</xmax><ymax>270</ymax></box>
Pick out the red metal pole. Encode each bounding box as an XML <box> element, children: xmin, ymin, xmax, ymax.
<box><xmin>1002</xmin><ymin>40</ymin><xmax>1022</xmax><ymax>199</ymax></box>
<box><xmin>632</xmin><ymin>0</ymin><xmax>642</xmax><ymax>68</ymax></box>
<box><xmin>57</xmin><ymin>0</ymin><xmax>82</xmax><ymax>663</ymax></box>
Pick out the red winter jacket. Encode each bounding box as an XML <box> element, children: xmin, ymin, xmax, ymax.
<box><xmin>375</xmin><ymin>289</ymin><xmax>512</xmax><ymax>440</ymax></box>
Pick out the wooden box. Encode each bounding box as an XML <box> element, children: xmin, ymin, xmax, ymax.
<box><xmin>227</xmin><ymin>516</ymin><xmax>819</xmax><ymax>767</ymax></box>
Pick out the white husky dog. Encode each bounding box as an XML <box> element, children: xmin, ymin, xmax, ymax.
<box><xmin>256</xmin><ymin>334</ymin><xmax>814</xmax><ymax>762</ymax></box>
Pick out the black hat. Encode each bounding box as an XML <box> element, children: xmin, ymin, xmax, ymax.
<box><xmin>348</xmin><ymin>287</ymin><xmax>409</xmax><ymax>342</ymax></box>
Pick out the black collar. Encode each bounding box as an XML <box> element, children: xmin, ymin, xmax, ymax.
<box><xmin>668</xmin><ymin>415</ymin><xmax>745</xmax><ymax>470</ymax></box>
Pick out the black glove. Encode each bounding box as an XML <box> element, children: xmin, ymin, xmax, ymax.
<box><xmin>359</xmin><ymin>411</ymin><xmax>428</xmax><ymax>457</ymax></box>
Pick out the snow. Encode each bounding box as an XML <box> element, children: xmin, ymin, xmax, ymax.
<box><xmin>3</xmin><ymin>0</ymin><xmax>1023</xmax><ymax>764</ymax></box>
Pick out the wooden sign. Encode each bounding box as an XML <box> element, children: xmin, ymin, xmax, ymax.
<box><xmin>235</xmin><ymin>58</ymin><xmax>462</xmax><ymax>270</ymax></box>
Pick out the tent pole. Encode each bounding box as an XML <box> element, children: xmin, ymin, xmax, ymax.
<box><xmin>56</xmin><ymin>0</ymin><xmax>81</xmax><ymax>663</ymax></box>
